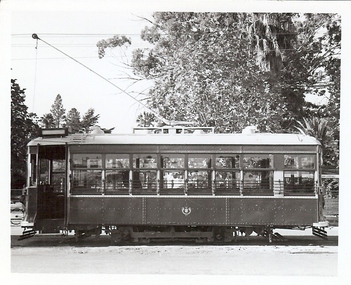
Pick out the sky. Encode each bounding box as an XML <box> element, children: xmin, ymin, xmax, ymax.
<box><xmin>10</xmin><ymin>4</ymin><xmax>155</xmax><ymax>133</ymax></box>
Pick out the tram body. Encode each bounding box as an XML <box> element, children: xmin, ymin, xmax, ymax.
<box><xmin>21</xmin><ymin>126</ymin><xmax>328</xmax><ymax>242</ymax></box>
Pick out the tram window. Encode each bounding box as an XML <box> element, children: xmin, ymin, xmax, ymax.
<box><xmin>106</xmin><ymin>154</ymin><xmax>129</xmax><ymax>168</ymax></box>
<box><xmin>188</xmin><ymin>154</ymin><xmax>211</xmax><ymax>168</ymax></box>
<box><xmin>162</xmin><ymin>171</ymin><xmax>185</xmax><ymax>189</ymax></box>
<box><xmin>39</xmin><ymin>159</ymin><xmax>50</xmax><ymax>185</ymax></box>
<box><xmin>284</xmin><ymin>155</ymin><xmax>315</xmax><ymax>169</ymax></box>
<box><xmin>188</xmin><ymin>170</ymin><xmax>210</xmax><ymax>188</ymax></box>
<box><xmin>215</xmin><ymin>171</ymin><xmax>240</xmax><ymax>189</ymax></box>
<box><xmin>243</xmin><ymin>155</ymin><xmax>273</xmax><ymax>169</ymax></box>
<box><xmin>53</xmin><ymin>160</ymin><xmax>65</xmax><ymax>172</ymax></box>
<box><xmin>215</xmin><ymin>155</ymin><xmax>239</xmax><ymax>168</ymax></box>
<box><xmin>284</xmin><ymin>171</ymin><xmax>314</xmax><ymax>192</ymax></box>
<box><xmin>132</xmin><ymin>170</ymin><xmax>157</xmax><ymax>190</ymax></box>
<box><xmin>161</xmin><ymin>154</ymin><xmax>185</xmax><ymax>168</ymax></box>
<box><xmin>72</xmin><ymin>170</ymin><xmax>102</xmax><ymax>192</ymax></box>
<box><xmin>243</xmin><ymin>171</ymin><xmax>273</xmax><ymax>191</ymax></box>
<box><xmin>72</xmin><ymin>154</ymin><xmax>102</xmax><ymax>168</ymax></box>
<box><xmin>133</xmin><ymin>154</ymin><xmax>157</xmax><ymax>168</ymax></box>
<box><xmin>105</xmin><ymin>170</ymin><xmax>129</xmax><ymax>190</ymax></box>
<box><xmin>29</xmin><ymin>154</ymin><xmax>37</xmax><ymax>186</ymax></box>
<box><xmin>52</xmin><ymin>159</ymin><xmax>65</xmax><ymax>192</ymax></box>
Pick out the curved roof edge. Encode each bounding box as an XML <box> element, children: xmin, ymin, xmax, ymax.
<box><xmin>28</xmin><ymin>132</ymin><xmax>321</xmax><ymax>146</ymax></box>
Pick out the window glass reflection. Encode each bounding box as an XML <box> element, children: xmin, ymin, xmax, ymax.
<box><xmin>132</xmin><ymin>170</ymin><xmax>157</xmax><ymax>189</ymax></box>
<box><xmin>106</xmin><ymin>154</ymin><xmax>129</xmax><ymax>168</ymax></box>
<box><xmin>215</xmin><ymin>171</ymin><xmax>240</xmax><ymax>189</ymax></box>
<box><xmin>284</xmin><ymin>171</ymin><xmax>315</xmax><ymax>192</ymax></box>
<box><xmin>216</xmin><ymin>155</ymin><xmax>239</xmax><ymax>168</ymax></box>
<box><xmin>243</xmin><ymin>155</ymin><xmax>272</xmax><ymax>169</ymax></box>
<box><xmin>72</xmin><ymin>154</ymin><xmax>102</xmax><ymax>168</ymax></box>
<box><xmin>284</xmin><ymin>155</ymin><xmax>315</xmax><ymax>169</ymax></box>
<box><xmin>105</xmin><ymin>170</ymin><xmax>129</xmax><ymax>190</ymax></box>
<box><xmin>161</xmin><ymin>154</ymin><xmax>185</xmax><ymax>168</ymax></box>
<box><xmin>188</xmin><ymin>154</ymin><xmax>211</xmax><ymax>168</ymax></box>
<box><xmin>162</xmin><ymin>171</ymin><xmax>185</xmax><ymax>189</ymax></box>
<box><xmin>133</xmin><ymin>154</ymin><xmax>157</xmax><ymax>168</ymax></box>
<box><xmin>72</xmin><ymin>170</ymin><xmax>102</xmax><ymax>192</ymax></box>
<box><xmin>188</xmin><ymin>170</ymin><xmax>210</xmax><ymax>188</ymax></box>
<box><xmin>243</xmin><ymin>171</ymin><xmax>273</xmax><ymax>189</ymax></box>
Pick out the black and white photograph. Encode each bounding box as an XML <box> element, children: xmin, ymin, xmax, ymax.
<box><xmin>2</xmin><ymin>0</ymin><xmax>350</xmax><ymax>284</ymax></box>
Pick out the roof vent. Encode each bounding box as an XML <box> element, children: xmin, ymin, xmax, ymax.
<box><xmin>242</xmin><ymin>126</ymin><xmax>258</xmax><ymax>134</ymax></box>
<box><xmin>90</xmin><ymin>126</ymin><xmax>105</xmax><ymax>135</ymax></box>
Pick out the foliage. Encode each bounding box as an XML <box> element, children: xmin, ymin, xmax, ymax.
<box><xmin>65</xmin><ymin>108</ymin><xmax>81</xmax><ymax>133</ymax></box>
<box><xmin>126</xmin><ymin>13</ymin><xmax>336</xmax><ymax>132</ymax></box>
<box><xmin>97</xmin><ymin>12</ymin><xmax>340</xmax><ymax>164</ymax></box>
<box><xmin>11</xmin><ymin>79</ymin><xmax>40</xmax><ymax>188</ymax></box>
<box><xmin>96</xmin><ymin>35</ymin><xmax>131</xmax><ymax>59</ymax></box>
<box><xmin>63</xmin><ymin>108</ymin><xmax>100</xmax><ymax>133</ymax></box>
<box><xmin>136</xmin><ymin>111</ymin><xmax>159</xmax><ymax>127</ymax></box>
<box><xmin>39</xmin><ymin>96</ymin><xmax>101</xmax><ymax>133</ymax></box>
<box><xmin>50</xmin><ymin>94</ymin><xmax>66</xmax><ymax>128</ymax></box>
<box><xmin>80</xmin><ymin>108</ymin><xmax>100</xmax><ymax>132</ymax></box>
<box><xmin>128</xmin><ymin>13</ymin><xmax>295</xmax><ymax>132</ymax></box>
<box><xmin>295</xmin><ymin>117</ymin><xmax>328</xmax><ymax>146</ymax></box>
<box><xmin>323</xmin><ymin>178</ymin><xmax>339</xmax><ymax>198</ymax></box>
<box><xmin>248</xmin><ymin>13</ymin><xmax>298</xmax><ymax>75</ymax></box>
<box><xmin>40</xmin><ymin>113</ymin><xmax>55</xmax><ymax>128</ymax></box>
<box><xmin>295</xmin><ymin>117</ymin><xmax>338</xmax><ymax>168</ymax></box>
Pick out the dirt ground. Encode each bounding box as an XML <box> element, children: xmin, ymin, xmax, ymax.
<box><xmin>11</xmin><ymin>243</ymin><xmax>338</xmax><ymax>275</ymax></box>
<box><xmin>9</xmin><ymin>226</ymin><xmax>339</xmax><ymax>282</ymax></box>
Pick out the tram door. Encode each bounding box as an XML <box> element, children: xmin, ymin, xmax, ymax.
<box><xmin>36</xmin><ymin>145</ymin><xmax>66</xmax><ymax>224</ymax></box>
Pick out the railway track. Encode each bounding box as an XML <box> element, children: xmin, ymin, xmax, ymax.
<box><xmin>11</xmin><ymin>226</ymin><xmax>338</xmax><ymax>248</ymax></box>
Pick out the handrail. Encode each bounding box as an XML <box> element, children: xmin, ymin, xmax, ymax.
<box><xmin>70</xmin><ymin>179</ymin><xmax>317</xmax><ymax>197</ymax></box>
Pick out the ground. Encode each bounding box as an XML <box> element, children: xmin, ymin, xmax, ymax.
<box><xmin>10</xmin><ymin>226</ymin><xmax>339</xmax><ymax>278</ymax></box>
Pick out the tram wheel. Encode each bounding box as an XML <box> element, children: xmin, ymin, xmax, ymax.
<box><xmin>214</xmin><ymin>228</ymin><xmax>225</xmax><ymax>242</ymax></box>
<box><xmin>111</xmin><ymin>229</ymin><xmax>122</xmax><ymax>244</ymax></box>
<box><xmin>121</xmin><ymin>228</ymin><xmax>131</xmax><ymax>242</ymax></box>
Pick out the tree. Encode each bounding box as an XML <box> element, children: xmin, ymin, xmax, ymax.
<box><xmin>96</xmin><ymin>35</ymin><xmax>131</xmax><ymax>59</ymax></box>
<box><xmin>66</xmin><ymin>107</ymin><xmax>100</xmax><ymax>133</ymax></box>
<box><xmin>295</xmin><ymin>117</ymin><xmax>328</xmax><ymax>146</ymax></box>
<box><xmin>65</xmin><ymin>108</ymin><xmax>81</xmax><ymax>133</ymax></box>
<box><xmin>125</xmin><ymin>13</ymin><xmax>307</xmax><ymax>132</ymax></box>
<box><xmin>40</xmin><ymin>113</ymin><xmax>55</xmax><ymax>128</ymax></box>
<box><xmin>295</xmin><ymin>116</ymin><xmax>338</xmax><ymax>168</ymax></box>
<box><xmin>293</xmin><ymin>14</ymin><xmax>340</xmax><ymax>167</ymax></box>
<box><xmin>40</xmin><ymin>95</ymin><xmax>101</xmax><ymax>133</ymax></box>
<box><xmin>97</xmin><ymin>12</ymin><xmax>340</xmax><ymax>137</ymax></box>
<box><xmin>80</xmin><ymin>108</ymin><xmax>100</xmax><ymax>131</ymax></box>
<box><xmin>50</xmin><ymin>94</ymin><xmax>66</xmax><ymax>128</ymax></box>
<box><xmin>136</xmin><ymin>112</ymin><xmax>159</xmax><ymax>127</ymax></box>
<box><xmin>248</xmin><ymin>13</ymin><xmax>298</xmax><ymax>75</ymax></box>
<box><xmin>11</xmin><ymin>79</ymin><xmax>40</xmax><ymax>188</ymax></box>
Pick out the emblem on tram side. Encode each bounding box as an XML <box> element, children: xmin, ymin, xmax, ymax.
<box><xmin>181</xmin><ymin>206</ymin><xmax>191</xmax><ymax>216</ymax></box>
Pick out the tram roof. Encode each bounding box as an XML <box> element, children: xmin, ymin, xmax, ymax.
<box><xmin>28</xmin><ymin>131</ymin><xmax>321</xmax><ymax>147</ymax></box>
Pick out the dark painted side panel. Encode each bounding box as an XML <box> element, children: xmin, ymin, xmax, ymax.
<box><xmin>67</xmin><ymin>196</ymin><xmax>318</xmax><ymax>227</ymax></box>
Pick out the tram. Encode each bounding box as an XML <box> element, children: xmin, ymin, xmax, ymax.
<box><xmin>20</xmin><ymin>125</ymin><xmax>328</xmax><ymax>243</ymax></box>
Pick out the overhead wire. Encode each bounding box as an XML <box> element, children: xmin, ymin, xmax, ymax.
<box><xmin>30</xmin><ymin>33</ymin><xmax>169</xmax><ymax>125</ymax></box>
